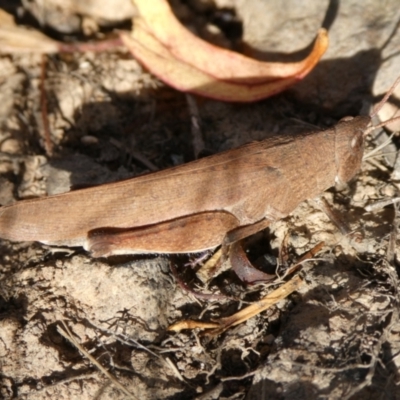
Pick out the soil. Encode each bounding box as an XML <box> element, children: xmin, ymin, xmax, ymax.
<box><xmin>1</xmin><ymin>1</ymin><xmax>400</xmax><ymax>399</ymax></box>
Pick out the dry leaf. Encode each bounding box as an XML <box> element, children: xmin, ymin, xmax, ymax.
<box><xmin>121</xmin><ymin>27</ymin><xmax>327</xmax><ymax>102</ymax></box>
<box><xmin>123</xmin><ymin>0</ymin><xmax>329</xmax><ymax>102</ymax></box>
<box><xmin>132</xmin><ymin>0</ymin><xmax>326</xmax><ymax>84</ymax></box>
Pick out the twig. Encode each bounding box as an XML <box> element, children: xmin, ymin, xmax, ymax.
<box><xmin>169</xmin><ymin>261</ymin><xmax>228</xmax><ymax>301</ymax></box>
<box><xmin>87</xmin><ymin>319</ymin><xmax>186</xmax><ymax>382</ymax></box>
<box><xmin>365</xmin><ymin>197</ymin><xmax>400</xmax><ymax>212</ymax></box>
<box><xmin>169</xmin><ymin>275</ymin><xmax>303</xmax><ymax>336</ymax></box>
<box><xmin>186</xmin><ymin>94</ymin><xmax>205</xmax><ymax>159</ymax></box>
<box><xmin>363</xmin><ymin>131</ymin><xmax>396</xmax><ymax>160</ymax></box>
<box><xmin>16</xmin><ymin>373</ymin><xmax>98</xmax><ymax>399</ymax></box>
<box><xmin>57</xmin><ymin>321</ymin><xmax>138</xmax><ymax>400</ymax></box>
<box><xmin>387</xmin><ymin>203</ymin><xmax>399</xmax><ymax>264</ymax></box>
<box><xmin>109</xmin><ymin>137</ymin><xmax>159</xmax><ymax>171</ymax></box>
<box><xmin>280</xmin><ymin>242</ymin><xmax>325</xmax><ymax>278</ymax></box>
<box><xmin>39</xmin><ymin>54</ymin><xmax>53</xmax><ymax>156</ymax></box>
<box><xmin>317</xmin><ymin>196</ymin><xmax>350</xmax><ymax>235</ymax></box>
<box><xmin>57</xmin><ymin>37</ymin><xmax>124</xmax><ymax>53</ymax></box>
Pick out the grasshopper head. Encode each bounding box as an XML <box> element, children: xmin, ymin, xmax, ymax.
<box><xmin>334</xmin><ymin>115</ymin><xmax>369</xmax><ymax>185</ymax></box>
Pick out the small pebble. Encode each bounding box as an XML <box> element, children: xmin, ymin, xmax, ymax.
<box><xmin>0</xmin><ymin>138</ymin><xmax>21</xmax><ymax>154</ymax></box>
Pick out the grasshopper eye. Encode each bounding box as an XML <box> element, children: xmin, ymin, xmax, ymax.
<box><xmin>351</xmin><ymin>132</ymin><xmax>363</xmax><ymax>150</ymax></box>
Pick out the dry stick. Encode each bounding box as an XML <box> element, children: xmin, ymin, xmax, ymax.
<box><xmin>220</xmin><ymin>371</ymin><xmax>257</xmax><ymax>382</ymax></box>
<box><xmin>16</xmin><ymin>373</ymin><xmax>98</xmax><ymax>399</ymax></box>
<box><xmin>278</xmin><ymin>232</ymin><xmax>290</xmax><ymax>267</ymax></box>
<box><xmin>364</xmin><ymin>75</ymin><xmax>400</xmax><ymax>137</ymax></box>
<box><xmin>364</xmin><ymin>116</ymin><xmax>400</xmax><ymax>135</ymax></box>
<box><xmin>57</xmin><ymin>321</ymin><xmax>138</xmax><ymax>400</ymax></box>
<box><xmin>168</xmin><ymin>275</ymin><xmax>303</xmax><ymax>335</ymax></box>
<box><xmin>370</xmin><ymin>75</ymin><xmax>400</xmax><ymax>118</ymax></box>
<box><xmin>317</xmin><ymin>197</ymin><xmax>351</xmax><ymax>236</ymax></box>
<box><xmin>363</xmin><ymin>75</ymin><xmax>400</xmax><ymax>136</ymax></box>
<box><xmin>57</xmin><ymin>37</ymin><xmax>123</xmax><ymax>53</ymax></box>
<box><xmin>185</xmin><ymin>94</ymin><xmax>205</xmax><ymax>159</ymax></box>
<box><xmin>387</xmin><ymin>203</ymin><xmax>400</xmax><ymax>264</ymax></box>
<box><xmin>169</xmin><ymin>261</ymin><xmax>228</xmax><ymax>301</ymax></box>
<box><xmin>280</xmin><ymin>241</ymin><xmax>325</xmax><ymax>278</ymax></box>
<box><xmin>387</xmin><ymin>222</ymin><xmax>397</xmax><ymax>265</ymax></box>
<box><xmin>206</xmin><ymin>275</ymin><xmax>303</xmax><ymax>336</ymax></box>
<box><xmin>87</xmin><ymin>319</ymin><xmax>186</xmax><ymax>382</ymax></box>
<box><xmin>363</xmin><ymin>131</ymin><xmax>397</xmax><ymax>161</ymax></box>
<box><xmin>109</xmin><ymin>137</ymin><xmax>159</xmax><ymax>172</ymax></box>
<box><xmin>39</xmin><ymin>54</ymin><xmax>53</xmax><ymax>156</ymax></box>
<box><xmin>365</xmin><ymin>197</ymin><xmax>400</xmax><ymax>212</ymax></box>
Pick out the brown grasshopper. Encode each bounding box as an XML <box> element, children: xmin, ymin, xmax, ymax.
<box><xmin>0</xmin><ymin>77</ymin><xmax>399</xmax><ymax>270</ymax></box>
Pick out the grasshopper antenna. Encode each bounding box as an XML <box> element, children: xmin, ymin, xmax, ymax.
<box><xmin>364</xmin><ymin>75</ymin><xmax>400</xmax><ymax>136</ymax></box>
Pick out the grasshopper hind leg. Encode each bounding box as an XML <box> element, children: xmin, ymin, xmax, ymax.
<box><xmin>86</xmin><ymin>211</ymin><xmax>240</xmax><ymax>258</ymax></box>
